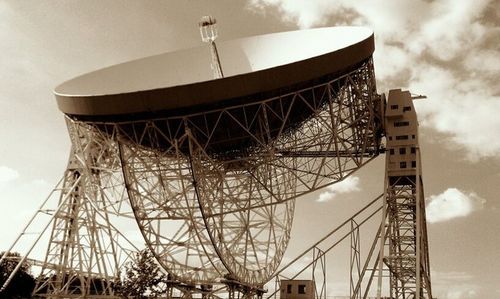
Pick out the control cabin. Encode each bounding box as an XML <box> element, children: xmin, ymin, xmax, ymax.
<box><xmin>385</xmin><ymin>89</ymin><xmax>420</xmax><ymax>182</ymax></box>
<box><xmin>280</xmin><ymin>280</ymin><xmax>315</xmax><ymax>299</ymax></box>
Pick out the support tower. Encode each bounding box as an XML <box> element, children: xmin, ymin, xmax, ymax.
<box><xmin>378</xmin><ymin>89</ymin><xmax>432</xmax><ymax>298</ymax></box>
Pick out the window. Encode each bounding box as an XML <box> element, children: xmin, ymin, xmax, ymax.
<box><xmin>389</xmin><ymin>149</ymin><xmax>395</xmax><ymax>155</ymax></box>
<box><xmin>391</xmin><ymin>104</ymin><xmax>399</xmax><ymax>110</ymax></box>
<box><xmin>403</xmin><ymin>106</ymin><xmax>411</xmax><ymax>112</ymax></box>
<box><xmin>298</xmin><ymin>285</ymin><xmax>306</xmax><ymax>294</ymax></box>
<box><xmin>400</xmin><ymin>161</ymin><xmax>407</xmax><ymax>169</ymax></box>
<box><xmin>411</xmin><ymin>147</ymin><xmax>416</xmax><ymax>154</ymax></box>
<box><xmin>394</xmin><ymin>121</ymin><xmax>410</xmax><ymax>127</ymax></box>
<box><xmin>412</xmin><ymin>161</ymin><xmax>417</xmax><ymax>168</ymax></box>
<box><xmin>396</xmin><ymin>135</ymin><xmax>409</xmax><ymax>140</ymax></box>
<box><xmin>287</xmin><ymin>285</ymin><xmax>292</xmax><ymax>294</ymax></box>
<box><xmin>388</xmin><ymin>136</ymin><xmax>392</xmax><ymax>141</ymax></box>
<box><xmin>412</xmin><ymin>135</ymin><xmax>416</xmax><ymax>139</ymax></box>
<box><xmin>399</xmin><ymin>148</ymin><xmax>406</xmax><ymax>155</ymax></box>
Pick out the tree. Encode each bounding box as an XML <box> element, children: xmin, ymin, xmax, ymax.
<box><xmin>0</xmin><ymin>252</ymin><xmax>35</xmax><ymax>299</ymax></box>
<box><xmin>114</xmin><ymin>249</ymin><xmax>168</xmax><ymax>298</ymax></box>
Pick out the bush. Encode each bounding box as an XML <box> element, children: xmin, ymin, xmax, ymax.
<box><xmin>0</xmin><ymin>252</ymin><xmax>35</xmax><ymax>299</ymax></box>
<box><xmin>113</xmin><ymin>249</ymin><xmax>168</xmax><ymax>298</ymax></box>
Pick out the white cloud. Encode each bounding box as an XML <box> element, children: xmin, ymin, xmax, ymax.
<box><xmin>431</xmin><ymin>271</ymin><xmax>480</xmax><ymax>299</ymax></box>
<box><xmin>464</xmin><ymin>49</ymin><xmax>500</xmax><ymax>74</ymax></box>
<box><xmin>247</xmin><ymin>0</ymin><xmax>500</xmax><ymax>160</ymax></box>
<box><xmin>407</xmin><ymin>0</ymin><xmax>491</xmax><ymax>61</ymax></box>
<box><xmin>248</xmin><ymin>0</ymin><xmax>428</xmax><ymax>35</ymax></box>
<box><xmin>316</xmin><ymin>176</ymin><xmax>360</xmax><ymax>202</ymax></box>
<box><xmin>247</xmin><ymin>0</ymin><xmax>341</xmax><ymax>28</ymax></box>
<box><xmin>0</xmin><ymin>166</ymin><xmax>19</xmax><ymax>182</ymax></box>
<box><xmin>372</xmin><ymin>42</ymin><xmax>410</xmax><ymax>82</ymax></box>
<box><xmin>248</xmin><ymin>0</ymin><xmax>492</xmax><ymax>52</ymax></box>
<box><xmin>411</xmin><ymin>65</ymin><xmax>500</xmax><ymax>160</ymax></box>
<box><xmin>426</xmin><ymin>188</ymin><xmax>486</xmax><ymax>223</ymax></box>
<box><xmin>317</xmin><ymin>191</ymin><xmax>334</xmax><ymax>203</ymax></box>
<box><xmin>329</xmin><ymin>176</ymin><xmax>360</xmax><ymax>193</ymax></box>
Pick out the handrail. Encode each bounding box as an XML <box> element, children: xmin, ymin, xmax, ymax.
<box><xmin>266</xmin><ymin>194</ymin><xmax>384</xmax><ymax>299</ymax></box>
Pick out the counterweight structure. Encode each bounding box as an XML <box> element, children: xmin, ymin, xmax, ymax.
<box><xmin>377</xmin><ymin>90</ymin><xmax>432</xmax><ymax>298</ymax></box>
<box><xmin>0</xmin><ymin>26</ymin><xmax>433</xmax><ymax>299</ymax></box>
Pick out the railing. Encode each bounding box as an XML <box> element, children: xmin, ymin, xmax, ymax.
<box><xmin>266</xmin><ymin>194</ymin><xmax>384</xmax><ymax>299</ymax></box>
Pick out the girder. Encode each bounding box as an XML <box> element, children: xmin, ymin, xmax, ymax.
<box><xmin>32</xmin><ymin>123</ymin><xmax>137</xmax><ymax>298</ymax></box>
<box><xmin>0</xmin><ymin>19</ymin><xmax>438</xmax><ymax>297</ymax></box>
<box><xmin>3</xmin><ymin>59</ymin><xmax>402</xmax><ymax>298</ymax></box>
<box><xmin>35</xmin><ymin>59</ymin><xmax>382</xmax><ymax>290</ymax></box>
<box><xmin>377</xmin><ymin>89</ymin><xmax>432</xmax><ymax>299</ymax></box>
<box><xmin>93</xmin><ymin>59</ymin><xmax>382</xmax><ymax>286</ymax></box>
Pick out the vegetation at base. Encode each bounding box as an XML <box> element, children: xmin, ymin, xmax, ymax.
<box><xmin>113</xmin><ymin>249</ymin><xmax>169</xmax><ymax>298</ymax></box>
<box><xmin>0</xmin><ymin>249</ymin><xmax>168</xmax><ymax>298</ymax></box>
<box><xmin>0</xmin><ymin>251</ymin><xmax>36</xmax><ymax>299</ymax></box>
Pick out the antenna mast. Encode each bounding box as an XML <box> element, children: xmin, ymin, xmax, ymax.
<box><xmin>199</xmin><ymin>15</ymin><xmax>224</xmax><ymax>79</ymax></box>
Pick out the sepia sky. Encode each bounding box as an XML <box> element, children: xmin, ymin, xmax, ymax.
<box><xmin>0</xmin><ymin>1</ymin><xmax>499</xmax><ymax>298</ymax></box>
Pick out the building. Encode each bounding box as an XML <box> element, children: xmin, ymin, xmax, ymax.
<box><xmin>384</xmin><ymin>89</ymin><xmax>419</xmax><ymax>179</ymax></box>
<box><xmin>280</xmin><ymin>280</ymin><xmax>315</xmax><ymax>299</ymax></box>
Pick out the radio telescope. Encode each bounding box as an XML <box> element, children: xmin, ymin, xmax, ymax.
<box><xmin>1</xmin><ymin>24</ymin><xmax>432</xmax><ymax>299</ymax></box>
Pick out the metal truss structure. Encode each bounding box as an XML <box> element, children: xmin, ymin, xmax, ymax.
<box><xmin>380</xmin><ymin>175</ymin><xmax>432</xmax><ymax>299</ymax></box>
<box><xmin>267</xmin><ymin>195</ymin><xmax>383</xmax><ymax>299</ymax></box>
<box><xmin>259</xmin><ymin>91</ymin><xmax>434</xmax><ymax>299</ymax></box>
<box><xmin>17</xmin><ymin>59</ymin><xmax>381</xmax><ymax>297</ymax></box>
<box><xmin>376</xmin><ymin>90</ymin><xmax>432</xmax><ymax>299</ymax></box>
<box><xmin>75</xmin><ymin>59</ymin><xmax>381</xmax><ymax>289</ymax></box>
<box><xmin>1</xmin><ymin>60</ymin><xmax>435</xmax><ymax>298</ymax></box>
<box><xmin>30</xmin><ymin>121</ymin><xmax>138</xmax><ymax>298</ymax></box>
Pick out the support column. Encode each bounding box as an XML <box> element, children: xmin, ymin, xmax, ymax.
<box><xmin>378</xmin><ymin>89</ymin><xmax>432</xmax><ymax>298</ymax></box>
<box><xmin>33</xmin><ymin>121</ymin><xmax>132</xmax><ymax>298</ymax></box>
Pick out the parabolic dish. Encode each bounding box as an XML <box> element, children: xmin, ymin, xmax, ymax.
<box><xmin>55</xmin><ymin>26</ymin><xmax>374</xmax><ymax>119</ymax></box>
<box><xmin>57</xmin><ymin>26</ymin><xmax>380</xmax><ymax>286</ymax></box>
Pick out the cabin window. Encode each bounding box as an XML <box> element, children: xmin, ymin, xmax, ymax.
<box><xmin>399</xmin><ymin>148</ymin><xmax>406</xmax><ymax>155</ymax></box>
<box><xmin>391</xmin><ymin>105</ymin><xmax>398</xmax><ymax>110</ymax></box>
<box><xmin>412</xmin><ymin>161</ymin><xmax>417</xmax><ymax>168</ymax></box>
<box><xmin>389</xmin><ymin>149</ymin><xmax>395</xmax><ymax>155</ymax></box>
<box><xmin>396</xmin><ymin>135</ymin><xmax>408</xmax><ymax>140</ymax></box>
<box><xmin>411</xmin><ymin>147</ymin><xmax>416</xmax><ymax>154</ymax></box>
<box><xmin>394</xmin><ymin>121</ymin><xmax>410</xmax><ymax>127</ymax></box>
<box><xmin>400</xmin><ymin>161</ymin><xmax>407</xmax><ymax>169</ymax></box>
<box><xmin>287</xmin><ymin>285</ymin><xmax>292</xmax><ymax>294</ymax></box>
<box><xmin>403</xmin><ymin>106</ymin><xmax>411</xmax><ymax>112</ymax></box>
<box><xmin>298</xmin><ymin>285</ymin><xmax>306</xmax><ymax>294</ymax></box>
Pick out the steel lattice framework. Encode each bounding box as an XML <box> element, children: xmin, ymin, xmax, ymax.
<box><xmin>67</xmin><ymin>59</ymin><xmax>381</xmax><ymax>287</ymax></box>
<box><xmin>376</xmin><ymin>89</ymin><xmax>432</xmax><ymax>298</ymax></box>
<box><xmin>32</xmin><ymin>121</ymin><xmax>137</xmax><ymax>298</ymax></box>
<box><xmin>0</xmin><ymin>57</ymin><xmax>435</xmax><ymax>298</ymax></box>
<box><xmin>22</xmin><ymin>59</ymin><xmax>383</xmax><ymax>297</ymax></box>
<box><xmin>383</xmin><ymin>177</ymin><xmax>432</xmax><ymax>298</ymax></box>
<box><xmin>0</xmin><ymin>18</ymin><xmax>440</xmax><ymax>299</ymax></box>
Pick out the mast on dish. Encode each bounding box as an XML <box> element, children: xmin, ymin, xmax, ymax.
<box><xmin>199</xmin><ymin>15</ymin><xmax>224</xmax><ymax>79</ymax></box>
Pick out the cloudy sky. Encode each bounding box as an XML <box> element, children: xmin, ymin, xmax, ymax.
<box><xmin>0</xmin><ymin>1</ymin><xmax>499</xmax><ymax>298</ymax></box>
